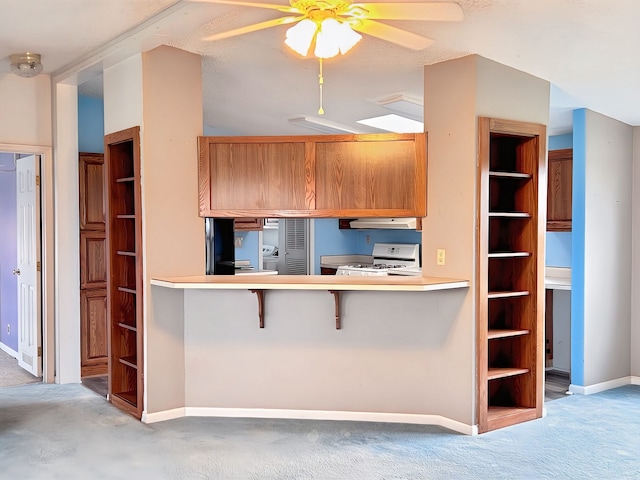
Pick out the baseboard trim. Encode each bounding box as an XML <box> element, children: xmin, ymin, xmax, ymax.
<box><xmin>0</xmin><ymin>343</ymin><xmax>18</xmax><ymax>358</ymax></box>
<box><xmin>631</xmin><ymin>376</ymin><xmax>640</xmax><ymax>385</ymax></box>
<box><xmin>142</xmin><ymin>407</ymin><xmax>186</xmax><ymax>424</ymax></box>
<box><xmin>143</xmin><ymin>407</ymin><xmax>477</xmax><ymax>435</ymax></box>
<box><xmin>569</xmin><ymin>376</ymin><xmax>633</xmax><ymax>395</ymax></box>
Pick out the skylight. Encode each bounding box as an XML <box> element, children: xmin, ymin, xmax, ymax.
<box><xmin>356</xmin><ymin>114</ymin><xmax>424</xmax><ymax>133</ymax></box>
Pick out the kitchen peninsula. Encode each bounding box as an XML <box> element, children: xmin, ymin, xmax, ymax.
<box><xmin>147</xmin><ymin>273</ymin><xmax>473</xmax><ymax>432</ymax></box>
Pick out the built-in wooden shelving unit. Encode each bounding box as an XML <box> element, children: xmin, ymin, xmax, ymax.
<box><xmin>476</xmin><ymin>117</ymin><xmax>546</xmax><ymax>433</ymax></box>
<box><xmin>105</xmin><ymin>126</ymin><xmax>143</xmax><ymax>419</ymax></box>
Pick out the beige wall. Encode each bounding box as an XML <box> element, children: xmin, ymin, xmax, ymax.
<box><xmin>633</xmin><ymin>127</ymin><xmax>640</xmax><ymax>378</ymax></box>
<box><xmin>0</xmin><ymin>75</ymin><xmax>52</xmax><ymax>146</ymax></box>
<box><xmin>582</xmin><ymin>110</ymin><xmax>633</xmax><ymax>386</ymax></box>
<box><xmin>141</xmin><ymin>46</ymin><xmax>204</xmax><ymax>414</ymax></box>
<box><xmin>423</xmin><ymin>55</ymin><xmax>549</xmax><ymax>424</ymax></box>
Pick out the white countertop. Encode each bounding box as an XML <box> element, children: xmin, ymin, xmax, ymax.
<box><xmin>151</xmin><ymin>274</ymin><xmax>470</xmax><ymax>292</ymax></box>
<box><xmin>545</xmin><ymin>267</ymin><xmax>571</xmax><ymax>290</ymax></box>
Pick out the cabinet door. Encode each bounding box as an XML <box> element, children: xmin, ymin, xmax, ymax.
<box><xmin>315</xmin><ymin>136</ymin><xmax>426</xmax><ymax>216</ymax></box>
<box><xmin>203</xmin><ymin>141</ymin><xmax>309</xmax><ymax>213</ymax></box>
<box><xmin>547</xmin><ymin>149</ymin><xmax>572</xmax><ymax>231</ymax></box>
<box><xmin>234</xmin><ymin>218</ymin><xmax>264</xmax><ymax>231</ymax></box>
<box><xmin>80</xmin><ymin>289</ymin><xmax>108</xmax><ymax>377</ymax></box>
<box><xmin>79</xmin><ymin>153</ymin><xmax>105</xmax><ymax>230</ymax></box>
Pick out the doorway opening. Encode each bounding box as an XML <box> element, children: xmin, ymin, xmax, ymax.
<box><xmin>0</xmin><ymin>152</ymin><xmax>43</xmax><ymax>383</ymax></box>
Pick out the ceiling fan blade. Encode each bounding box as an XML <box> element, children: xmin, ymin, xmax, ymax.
<box><xmin>350</xmin><ymin>2</ymin><xmax>464</xmax><ymax>21</ymax></box>
<box><xmin>203</xmin><ymin>16</ymin><xmax>301</xmax><ymax>41</ymax></box>
<box><xmin>187</xmin><ymin>0</ymin><xmax>299</xmax><ymax>14</ymax></box>
<box><xmin>352</xmin><ymin>19</ymin><xmax>434</xmax><ymax>50</ymax></box>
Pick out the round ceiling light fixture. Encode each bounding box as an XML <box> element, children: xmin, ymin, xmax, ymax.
<box><xmin>10</xmin><ymin>52</ymin><xmax>43</xmax><ymax>78</ymax></box>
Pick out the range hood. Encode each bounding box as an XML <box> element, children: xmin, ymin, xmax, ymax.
<box><xmin>349</xmin><ymin>217</ymin><xmax>417</xmax><ymax>229</ymax></box>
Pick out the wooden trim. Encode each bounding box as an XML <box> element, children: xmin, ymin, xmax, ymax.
<box><xmin>198</xmin><ymin>136</ymin><xmax>211</xmax><ymax>217</ymax></box>
<box><xmin>198</xmin><ymin>133</ymin><xmax>418</xmax><ymax>145</ymax></box>
<box><xmin>476</xmin><ymin>117</ymin><xmax>491</xmax><ymax>431</ymax></box>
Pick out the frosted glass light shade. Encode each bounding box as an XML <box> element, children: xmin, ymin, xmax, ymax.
<box><xmin>10</xmin><ymin>53</ymin><xmax>43</xmax><ymax>78</ymax></box>
<box><xmin>285</xmin><ymin>19</ymin><xmax>317</xmax><ymax>56</ymax></box>
<box><xmin>285</xmin><ymin>17</ymin><xmax>362</xmax><ymax>58</ymax></box>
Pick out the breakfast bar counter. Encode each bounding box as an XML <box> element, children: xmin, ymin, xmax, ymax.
<box><xmin>150</xmin><ymin>274</ymin><xmax>470</xmax><ymax>291</ymax></box>
<box><xmin>145</xmin><ymin>274</ymin><xmax>475</xmax><ymax>434</ymax></box>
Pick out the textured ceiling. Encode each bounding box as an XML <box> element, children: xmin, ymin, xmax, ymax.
<box><xmin>2</xmin><ymin>0</ymin><xmax>639</xmax><ymax>137</ymax></box>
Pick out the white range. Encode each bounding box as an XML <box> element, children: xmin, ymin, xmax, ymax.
<box><xmin>336</xmin><ymin>243</ymin><xmax>421</xmax><ymax>276</ymax></box>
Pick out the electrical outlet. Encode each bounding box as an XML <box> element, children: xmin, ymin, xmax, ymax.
<box><xmin>234</xmin><ymin>236</ymin><xmax>243</xmax><ymax>248</ymax></box>
<box><xmin>366</xmin><ymin>235</ymin><xmax>371</xmax><ymax>245</ymax></box>
<box><xmin>7</xmin><ymin>324</ymin><xmax>10</xmax><ymax>334</ymax></box>
<box><xmin>436</xmin><ymin>249</ymin><xmax>446</xmax><ymax>266</ymax></box>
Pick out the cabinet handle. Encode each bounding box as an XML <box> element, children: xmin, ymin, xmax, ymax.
<box><xmin>12</xmin><ymin>268</ymin><xmax>20</xmax><ymax>276</ymax></box>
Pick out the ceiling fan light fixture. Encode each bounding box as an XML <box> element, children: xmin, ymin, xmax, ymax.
<box><xmin>285</xmin><ymin>19</ymin><xmax>317</xmax><ymax>56</ymax></box>
<box><xmin>10</xmin><ymin>52</ymin><xmax>43</xmax><ymax>78</ymax></box>
<box><xmin>285</xmin><ymin>15</ymin><xmax>362</xmax><ymax>59</ymax></box>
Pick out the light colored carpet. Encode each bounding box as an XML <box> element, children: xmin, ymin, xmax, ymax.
<box><xmin>1</xmin><ymin>382</ymin><xmax>639</xmax><ymax>479</ymax></box>
<box><xmin>0</xmin><ymin>349</ymin><xmax>40</xmax><ymax>387</ymax></box>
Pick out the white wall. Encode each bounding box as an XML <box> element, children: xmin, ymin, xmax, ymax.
<box><xmin>552</xmin><ymin>290</ymin><xmax>571</xmax><ymax>372</ymax></box>
<box><xmin>103</xmin><ymin>55</ymin><xmax>144</xmax><ymax>135</ymax></box>
<box><xmin>631</xmin><ymin>126</ymin><xmax>640</xmax><ymax>378</ymax></box>
<box><xmin>53</xmin><ymin>83</ymin><xmax>81</xmax><ymax>383</ymax></box>
<box><xmin>583</xmin><ymin>110</ymin><xmax>633</xmax><ymax>386</ymax></box>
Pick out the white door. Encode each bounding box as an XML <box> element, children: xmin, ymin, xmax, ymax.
<box><xmin>15</xmin><ymin>154</ymin><xmax>41</xmax><ymax>377</ymax></box>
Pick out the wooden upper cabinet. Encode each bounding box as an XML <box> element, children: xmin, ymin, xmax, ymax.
<box><xmin>198</xmin><ymin>133</ymin><xmax>426</xmax><ymax>218</ymax></box>
<box><xmin>547</xmin><ymin>148</ymin><xmax>572</xmax><ymax>231</ymax></box>
<box><xmin>200</xmin><ymin>140</ymin><xmax>310</xmax><ymax>215</ymax></box>
<box><xmin>315</xmin><ymin>136</ymin><xmax>425</xmax><ymax>215</ymax></box>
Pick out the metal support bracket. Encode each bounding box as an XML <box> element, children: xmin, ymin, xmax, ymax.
<box><xmin>329</xmin><ymin>290</ymin><xmax>341</xmax><ymax>330</ymax></box>
<box><xmin>250</xmin><ymin>289</ymin><xmax>265</xmax><ymax>328</ymax></box>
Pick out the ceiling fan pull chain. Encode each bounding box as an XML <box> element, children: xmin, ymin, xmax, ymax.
<box><xmin>318</xmin><ymin>58</ymin><xmax>324</xmax><ymax>115</ymax></box>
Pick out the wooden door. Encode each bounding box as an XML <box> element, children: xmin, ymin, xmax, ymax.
<box><xmin>79</xmin><ymin>152</ymin><xmax>107</xmax><ymax>377</ymax></box>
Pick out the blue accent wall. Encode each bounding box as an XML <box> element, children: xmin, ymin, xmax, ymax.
<box><xmin>570</xmin><ymin>109</ymin><xmax>587</xmax><ymax>386</ymax></box>
<box><xmin>545</xmin><ymin>132</ymin><xmax>573</xmax><ymax>268</ymax></box>
<box><xmin>0</xmin><ymin>153</ymin><xmax>18</xmax><ymax>352</ymax></box>
<box><xmin>78</xmin><ymin>95</ymin><xmax>104</xmax><ymax>153</ymax></box>
<box><xmin>234</xmin><ymin>231</ymin><xmax>260</xmax><ymax>269</ymax></box>
<box><xmin>549</xmin><ymin>132</ymin><xmax>572</xmax><ymax>150</ymax></box>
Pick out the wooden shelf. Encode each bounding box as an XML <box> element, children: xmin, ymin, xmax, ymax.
<box><xmin>487</xmin><ymin>367</ymin><xmax>529</xmax><ymax>381</ymax></box>
<box><xmin>112</xmin><ymin>390</ymin><xmax>137</xmax><ymax>406</ymax></box>
<box><xmin>118</xmin><ymin>322</ymin><xmax>137</xmax><ymax>332</ymax></box>
<box><xmin>488</xmin><ymin>252</ymin><xmax>530</xmax><ymax>258</ymax></box>
<box><xmin>119</xmin><ymin>356</ymin><xmax>138</xmax><ymax>369</ymax></box>
<box><xmin>116</xmin><ymin>177</ymin><xmax>135</xmax><ymax>183</ymax></box>
<box><xmin>488</xmin><ymin>329</ymin><xmax>530</xmax><ymax>340</ymax></box>
<box><xmin>489</xmin><ymin>171</ymin><xmax>532</xmax><ymax>179</ymax></box>
<box><xmin>488</xmin><ymin>212</ymin><xmax>531</xmax><ymax>218</ymax></box>
<box><xmin>117</xmin><ymin>214</ymin><xmax>136</xmax><ymax>219</ymax></box>
<box><xmin>488</xmin><ymin>290</ymin><xmax>529</xmax><ymax>299</ymax></box>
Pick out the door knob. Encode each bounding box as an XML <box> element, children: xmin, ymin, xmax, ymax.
<box><xmin>12</xmin><ymin>268</ymin><xmax>20</xmax><ymax>276</ymax></box>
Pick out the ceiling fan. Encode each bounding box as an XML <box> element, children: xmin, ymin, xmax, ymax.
<box><xmin>190</xmin><ymin>0</ymin><xmax>464</xmax><ymax>57</ymax></box>
<box><xmin>190</xmin><ymin>0</ymin><xmax>463</xmax><ymax>114</ymax></box>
